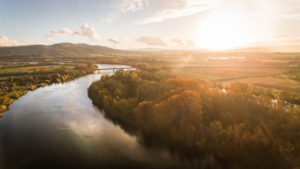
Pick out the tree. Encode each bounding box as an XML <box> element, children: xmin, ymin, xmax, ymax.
<box><xmin>228</xmin><ymin>82</ymin><xmax>253</xmax><ymax>96</ymax></box>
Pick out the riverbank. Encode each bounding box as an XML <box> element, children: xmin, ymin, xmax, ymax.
<box><xmin>88</xmin><ymin>69</ymin><xmax>300</xmax><ymax>169</ymax></box>
<box><xmin>0</xmin><ymin>63</ymin><xmax>97</xmax><ymax>115</ymax></box>
<box><xmin>0</xmin><ymin>64</ymin><xmax>192</xmax><ymax>169</ymax></box>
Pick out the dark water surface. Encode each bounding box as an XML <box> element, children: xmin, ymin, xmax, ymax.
<box><xmin>0</xmin><ymin>64</ymin><xmax>204</xmax><ymax>169</ymax></box>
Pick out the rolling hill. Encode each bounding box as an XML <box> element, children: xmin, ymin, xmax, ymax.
<box><xmin>0</xmin><ymin>43</ymin><xmax>132</xmax><ymax>61</ymax></box>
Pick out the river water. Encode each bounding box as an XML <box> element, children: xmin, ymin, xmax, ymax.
<box><xmin>0</xmin><ymin>64</ymin><xmax>203</xmax><ymax>169</ymax></box>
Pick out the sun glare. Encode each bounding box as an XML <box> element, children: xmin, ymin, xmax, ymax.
<box><xmin>195</xmin><ymin>11</ymin><xmax>249</xmax><ymax>50</ymax></box>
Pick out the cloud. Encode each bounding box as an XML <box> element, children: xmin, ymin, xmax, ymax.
<box><xmin>51</xmin><ymin>28</ymin><xmax>73</xmax><ymax>35</ymax></box>
<box><xmin>170</xmin><ymin>38</ymin><xmax>184</xmax><ymax>46</ymax></box>
<box><xmin>136</xmin><ymin>0</ymin><xmax>223</xmax><ymax>24</ymax></box>
<box><xmin>0</xmin><ymin>35</ymin><xmax>19</xmax><ymax>46</ymax></box>
<box><xmin>136</xmin><ymin>36</ymin><xmax>196</xmax><ymax>48</ymax></box>
<box><xmin>73</xmin><ymin>23</ymin><xmax>100</xmax><ymax>41</ymax></box>
<box><xmin>100</xmin><ymin>17</ymin><xmax>117</xmax><ymax>25</ymax></box>
<box><xmin>136</xmin><ymin>36</ymin><xmax>167</xmax><ymax>46</ymax></box>
<box><xmin>252</xmin><ymin>35</ymin><xmax>300</xmax><ymax>46</ymax></box>
<box><xmin>45</xmin><ymin>35</ymin><xmax>55</xmax><ymax>43</ymax></box>
<box><xmin>170</xmin><ymin>38</ymin><xmax>196</xmax><ymax>47</ymax></box>
<box><xmin>103</xmin><ymin>18</ymin><xmax>115</xmax><ymax>24</ymax></box>
<box><xmin>272</xmin><ymin>5</ymin><xmax>300</xmax><ymax>20</ymax></box>
<box><xmin>108</xmin><ymin>38</ymin><xmax>120</xmax><ymax>44</ymax></box>
<box><xmin>99</xmin><ymin>14</ymin><xmax>119</xmax><ymax>26</ymax></box>
<box><xmin>121</xmin><ymin>0</ymin><xmax>149</xmax><ymax>12</ymax></box>
<box><xmin>186</xmin><ymin>39</ymin><xmax>195</xmax><ymax>47</ymax></box>
<box><xmin>47</xmin><ymin>23</ymin><xmax>100</xmax><ymax>42</ymax></box>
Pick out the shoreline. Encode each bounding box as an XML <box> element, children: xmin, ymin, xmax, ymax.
<box><xmin>0</xmin><ymin>64</ymin><xmax>97</xmax><ymax>116</ymax></box>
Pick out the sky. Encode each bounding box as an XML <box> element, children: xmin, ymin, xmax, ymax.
<box><xmin>0</xmin><ymin>0</ymin><xmax>300</xmax><ymax>51</ymax></box>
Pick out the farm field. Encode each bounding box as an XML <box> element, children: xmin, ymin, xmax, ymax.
<box><xmin>0</xmin><ymin>64</ymin><xmax>75</xmax><ymax>74</ymax></box>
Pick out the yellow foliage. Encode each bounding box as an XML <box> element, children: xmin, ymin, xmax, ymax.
<box><xmin>228</xmin><ymin>82</ymin><xmax>253</xmax><ymax>96</ymax></box>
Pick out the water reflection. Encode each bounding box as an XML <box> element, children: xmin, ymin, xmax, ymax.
<box><xmin>0</xmin><ymin>64</ymin><xmax>202</xmax><ymax>169</ymax></box>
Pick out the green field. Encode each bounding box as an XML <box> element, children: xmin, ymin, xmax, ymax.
<box><xmin>151</xmin><ymin>54</ymin><xmax>300</xmax><ymax>105</ymax></box>
<box><xmin>0</xmin><ymin>64</ymin><xmax>75</xmax><ymax>74</ymax></box>
<box><xmin>0</xmin><ymin>63</ymin><xmax>97</xmax><ymax>114</ymax></box>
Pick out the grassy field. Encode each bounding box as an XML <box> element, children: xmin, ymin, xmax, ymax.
<box><xmin>0</xmin><ymin>67</ymin><xmax>33</xmax><ymax>73</ymax></box>
<box><xmin>277</xmin><ymin>71</ymin><xmax>300</xmax><ymax>81</ymax></box>
<box><xmin>172</xmin><ymin>67</ymin><xmax>299</xmax><ymax>90</ymax></box>
<box><xmin>0</xmin><ymin>64</ymin><xmax>75</xmax><ymax>74</ymax></box>
<box><xmin>173</xmin><ymin>67</ymin><xmax>290</xmax><ymax>81</ymax></box>
<box><xmin>222</xmin><ymin>76</ymin><xmax>300</xmax><ymax>91</ymax></box>
<box><xmin>157</xmin><ymin>54</ymin><xmax>300</xmax><ymax>105</ymax></box>
<box><xmin>1</xmin><ymin>51</ymin><xmax>299</xmax><ymax>106</ymax></box>
<box><xmin>0</xmin><ymin>63</ymin><xmax>97</xmax><ymax>115</ymax></box>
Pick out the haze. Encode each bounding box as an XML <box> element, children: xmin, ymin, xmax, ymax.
<box><xmin>1</xmin><ymin>0</ymin><xmax>300</xmax><ymax>51</ymax></box>
<box><xmin>1</xmin><ymin>1</ymin><xmax>300</xmax><ymax>169</ymax></box>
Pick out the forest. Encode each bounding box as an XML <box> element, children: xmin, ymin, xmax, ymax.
<box><xmin>89</xmin><ymin>69</ymin><xmax>300</xmax><ymax>169</ymax></box>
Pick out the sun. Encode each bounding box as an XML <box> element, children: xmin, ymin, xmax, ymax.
<box><xmin>195</xmin><ymin>11</ymin><xmax>249</xmax><ymax>50</ymax></box>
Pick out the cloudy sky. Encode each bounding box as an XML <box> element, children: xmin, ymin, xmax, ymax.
<box><xmin>0</xmin><ymin>0</ymin><xmax>300</xmax><ymax>51</ymax></box>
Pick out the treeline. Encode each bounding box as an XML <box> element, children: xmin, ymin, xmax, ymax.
<box><xmin>89</xmin><ymin>69</ymin><xmax>300</xmax><ymax>169</ymax></box>
<box><xmin>0</xmin><ymin>64</ymin><xmax>97</xmax><ymax>114</ymax></box>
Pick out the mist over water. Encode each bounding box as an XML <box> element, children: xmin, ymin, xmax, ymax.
<box><xmin>0</xmin><ymin>64</ymin><xmax>204</xmax><ymax>169</ymax></box>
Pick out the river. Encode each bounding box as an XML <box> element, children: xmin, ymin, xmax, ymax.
<box><xmin>0</xmin><ymin>64</ymin><xmax>203</xmax><ymax>169</ymax></box>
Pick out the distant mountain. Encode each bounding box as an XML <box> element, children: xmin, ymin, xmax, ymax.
<box><xmin>0</xmin><ymin>43</ymin><xmax>298</xmax><ymax>62</ymax></box>
<box><xmin>130</xmin><ymin>48</ymin><xmax>170</xmax><ymax>52</ymax></box>
<box><xmin>0</xmin><ymin>43</ymin><xmax>132</xmax><ymax>61</ymax></box>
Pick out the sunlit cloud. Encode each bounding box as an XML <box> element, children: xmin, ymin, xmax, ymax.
<box><xmin>185</xmin><ymin>39</ymin><xmax>195</xmax><ymax>47</ymax></box>
<box><xmin>74</xmin><ymin>23</ymin><xmax>100</xmax><ymax>41</ymax></box>
<box><xmin>51</xmin><ymin>28</ymin><xmax>74</xmax><ymax>35</ymax></box>
<box><xmin>136</xmin><ymin>36</ymin><xmax>168</xmax><ymax>46</ymax></box>
<box><xmin>108</xmin><ymin>38</ymin><xmax>120</xmax><ymax>45</ymax></box>
<box><xmin>46</xmin><ymin>23</ymin><xmax>100</xmax><ymax>42</ymax></box>
<box><xmin>136</xmin><ymin>0</ymin><xmax>223</xmax><ymax>24</ymax></box>
<box><xmin>0</xmin><ymin>35</ymin><xmax>20</xmax><ymax>46</ymax></box>
<box><xmin>45</xmin><ymin>35</ymin><xmax>55</xmax><ymax>43</ymax></box>
<box><xmin>99</xmin><ymin>14</ymin><xmax>119</xmax><ymax>26</ymax></box>
<box><xmin>1</xmin><ymin>0</ymin><xmax>299</xmax><ymax>50</ymax></box>
<box><xmin>121</xmin><ymin>0</ymin><xmax>149</xmax><ymax>12</ymax></box>
<box><xmin>135</xmin><ymin>36</ymin><xmax>196</xmax><ymax>48</ymax></box>
<box><xmin>251</xmin><ymin>35</ymin><xmax>300</xmax><ymax>46</ymax></box>
<box><xmin>100</xmin><ymin>17</ymin><xmax>115</xmax><ymax>25</ymax></box>
<box><xmin>170</xmin><ymin>38</ymin><xmax>184</xmax><ymax>46</ymax></box>
<box><xmin>169</xmin><ymin>38</ymin><xmax>195</xmax><ymax>47</ymax></box>
<box><xmin>246</xmin><ymin>34</ymin><xmax>300</xmax><ymax>52</ymax></box>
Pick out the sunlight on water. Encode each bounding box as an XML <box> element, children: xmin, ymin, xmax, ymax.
<box><xmin>0</xmin><ymin>64</ymin><xmax>199</xmax><ymax>169</ymax></box>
